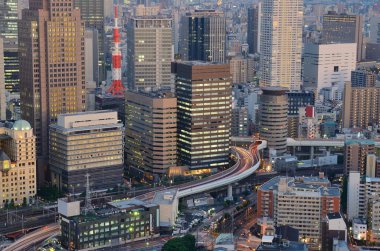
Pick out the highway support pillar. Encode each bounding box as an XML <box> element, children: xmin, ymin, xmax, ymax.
<box><xmin>225</xmin><ymin>184</ymin><xmax>233</xmax><ymax>201</ymax></box>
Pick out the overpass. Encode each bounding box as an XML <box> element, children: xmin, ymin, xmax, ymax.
<box><xmin>177</xmin><ymin>141</ymin><xmax>266</xmax><ymax>199</ymax></box>
<box><xmin>137</xmin><ymin>140</ymin><xmax>267</xmax><ymax>202</ymax></box>
<box><xmin>7</xmin><ymin>141</ymin><xmax>267</xmax><ymax>250</ymax></box>
<box><xmin>232</xmin><ymin>136</ymin><xmax>380</xmax><ymax>148</ymax></box>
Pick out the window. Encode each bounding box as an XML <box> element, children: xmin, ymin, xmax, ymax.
<box><xmin>334</xmin><ymin>66</ymin><xmax>339</xmax><ymax>72</ymax></box>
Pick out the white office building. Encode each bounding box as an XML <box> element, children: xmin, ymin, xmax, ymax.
<box><xmin>303</xmin><ymin>43</ymin><xmax>357</xmax><ymax>93</ymax></box>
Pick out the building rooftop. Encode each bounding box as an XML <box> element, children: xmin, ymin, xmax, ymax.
<box><xmin>11</xmin><ymin>120</ymin><xmax>31</xmax><ymax>131</ymax></box>
<box><xmin>215</xmin><ymin>233</ymin><xmax>234</xmax><ymax>245</ymax></box>
<box><xmin>327</xmin><ymin>212</ymin><xmax>343</xmax><ymax>220</ymax></box>
<box><xmin>257</xmin><ymin>241</ymin><xmax>307</xmax><ymax>251</ymax></box>
<box><xmin>0</xmin><ymin>150</ymin><xmax>10</xmax><ymax>161</ymax></box>
<box><xmin>66</xmin><ymin>198</ymin><xmax>157</xmax><ymax>223</ymax></box>
<box><xmin>178</xmin><ymin>60</ymin><xmax>227</xmax><ymax>66</ymax></box>
<box><xmin>259</xmin><ymin>176</ymin><xmax>340</xmax><ymax>197</ymax></box>
<box><xmin>57</xmin><ymin>110</ymin><xmax>116</xmax><ymax>118</ymax></box>
<box><xmin>152</xmin><ymin>188</ymin><xmax>178</xmax><ymax>205</ymax></box>
<box><xmin>346</xmin><ymin>139</ymin><xmax>375</xmax><ymax>145</ymax></box>
<box><xmin>353</xmin><ymin>218</ymin><xmax>367</xmax><ymax>225</ymax></box>
<box><xmin>365</xmin><ymin>177</ymin><xmax>380</xmax><ymax>183</ymax></box>
<box><xmin>127</xmin><ymin>89</ymin><xmax>175</xmax><ymax>99</ymax></box>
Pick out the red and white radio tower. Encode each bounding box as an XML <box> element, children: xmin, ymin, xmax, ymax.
<box><xmin>107</xmin><ymin>5</ymin><xmax>125</xmax><ymax>96</ymax></box>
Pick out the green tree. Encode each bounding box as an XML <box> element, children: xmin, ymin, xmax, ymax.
<box><xmin>22</xmin><ymin>197</ymin><xmax>27</xmax><ymax>207</ymax></box>
<box><xmin>162</xmin><ymin>234</ymin><xmax>196</xmax><ymax>251</ymax></box>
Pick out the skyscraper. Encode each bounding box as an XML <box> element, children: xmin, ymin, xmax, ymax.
<box><xmin>127</xmin><ymin>16</ymin><xmax>173</xmax><ymax>90</ymax></box>
<box><xmin>74</xmin><ymin>0</ymin><xmax>106</xmax><ymax>82</ymax></box>
<box><xmin>260</xmin><ymin>0</ymin><xmax>303</xmax><ymax>90</ymax></box>
<box><xmin>180</xmin><ymin>10</ymin><xmax>226</xmax><ymax>63</ymax></box>
<box><xmin>19</xmin><ymin>0</ymin><xmax>86</xmax><ymax>184</ymax></box>
<box><xmin>0</xmin><ymin>38</ymin><xmax>5</xmax><ymax>120</ymax></box>
<box><xmin>172</xmin><ymin>61</ymin><xmax>231</xmax><ymax>172</ymax></box>
<box><xmin>0</xmin><ymin>0</ymin><xmax>18</xmax><ymax>41</ymax></box>
<box><xmin>247</xmin><ymin>4</ymin><xmax>260</xmax><ymax>54</ymax></box>
<box><xmin>259</xmin><ymin>87</ymin><xmax>288</xmax><ymax>157</ymax></box>
<box><xmin>1</xmin><ymin>0</ymin><xmax>20</xmax><ymax>94</ymax></box>
<box><xmin>322</xmin><ymin>12</ymin><xmax>364</xmax><ymax>61</ymax></box>
<box><xmin>125</xmin><ymin>90</ymin><xmax>177</xmax><ymax>178</ymax></box>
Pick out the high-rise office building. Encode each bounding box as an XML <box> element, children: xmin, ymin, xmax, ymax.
<box><xmin>0</xmin><ymin>0</ymin><xmax>18</xmax><ymax>41</ymax></box>
<box><xmin>247</xmin><ymin>4</ymin><xmax>260</xmax><ymax>54</ymax></box>
<box><xmin>257</xmin><ymin>176</ymin><xmax>340</xmax><ymax>248</ymax></box>
<box><xmin>50</xmin><ymin>111</ymin><xmax>124</xmax><ymax>194</ymax></box>
<box><xmin>0</xmin><ymin>38</ymin><xmax>5</xmax><ymax>120</ymax></box>
<box><xmin>172</xmin><ymin>61</ymin><xmax>231</xmax><ymax>172</ymax></box>
<box><xmin>351</xmin><ymin>70</ymin><xmax>376</xmax><ymax>88</ymax></box>
<box><xmin>1</xmin><ymin>0</ymin><xmax>20</xmax><ymax>94</ymax></box>
<box><xmin>180</xmin><ymin>10</ymin><xmax>226</xmax><ymax>63</ymax></box>
<box><xmin>0</xmin><ymin>120</ymin><xmax>36</xmax><ymax>208</ymax></box>
<box><xmin>125</xmin><ymin>90</ymin><xmax>177</xmax><ymax>177</ymax></box>
<box><xmin>19</xmin><ymin>0</ymin><xmax>86</xmax><ymax>185</ymax></box>
<box><xmin>84</xmin><ymin>29</ymin><xmax>99</xmax><ymax>85</ymax></box>
<box><xmin>344</xmin><ymin>139</ymin><xmax>375</xmax><ymax>175</ymax></box>
<box><xmin>259</xmin><ymin>0</ymin><xmax>303</xmax><ymax>90</ymax></box>
<box><xmin>74</xmin><ymin>0</ymin><xmax>106</xmax><ymax>82</ymax></box>
<box><xmin>342</xmin><ymin>83</ymin><xmax>380</xmax><ymax>129</ymax></box>
<box><xmin>3</xmin><ymin>42</ymin><xmax>19</xmax><ymax>93</ymax></box>
<box><xmin>322</xmin><ymin>12</ymin><xmax>364</xmax><ymax>61</ymax></box>
<box><xmin>303</xmin><ymin>43</ymin><xmax>356</xmax><ymax>93</ymax></box>
<box><xmin>127</xmin><ymin>16</ymin><xmax>173</xmax><ymax>90</ymax></box>
<box><xmin>259</xmin><ymin>87</ymin><xmax>288</xmax><ymax>157</ymax></box>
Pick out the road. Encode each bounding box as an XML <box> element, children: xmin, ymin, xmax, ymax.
<box><xmin>3</xmin><ymin>223</ymin><xmax>60</xmax><ymax>251</ymax></box>
<box><xmin>137</xmin><ymin>141</ymin><xmax>263</xmax><ymax>202</ymax></box>
<box><xmin>6</xmin><ymin>142</ymin><xmax>264</xmax><ymax>251</ymax></box>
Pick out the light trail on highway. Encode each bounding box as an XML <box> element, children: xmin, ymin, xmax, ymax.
<box><xmin>4</xmin><ymin>223</ymin><xmax>60</xmax><ymax>251</ymax></box>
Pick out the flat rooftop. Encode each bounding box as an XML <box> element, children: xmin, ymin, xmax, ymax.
<box><xmin>152</xmin><ymin>188</ymin><xmax>178</xmax><ymax>205</ymax></box>
<box><xmin>259</xmin><ymin>176</ymin><xmax>340</xmax><ymax>197</ymax></box>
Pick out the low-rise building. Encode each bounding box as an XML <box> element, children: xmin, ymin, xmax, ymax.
<box><xmin>257</xmin><ymin>175</ymin><xmax>340</xmax><ymax>248</ymax></box>
<box><xmin>321</xmin><ymin>212</ymin><xmax>347</xmax><ymax>251</ymax></box>
<box><xmin>353</xmin><ymin>218</ymin><xmax>367</xmax><ymax>241</ymax></box>
<box><xmin>59</xmin><ymin>198</ymin><xmax>159</xmax><ymax>250</ymax></box>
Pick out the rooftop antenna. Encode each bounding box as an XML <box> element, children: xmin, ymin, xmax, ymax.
<box><xmin>83</xmin><ymin>173</ymin><xmax>94</xmax><ymax>215</ymax></box>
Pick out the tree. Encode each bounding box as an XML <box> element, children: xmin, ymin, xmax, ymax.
<box><xmin>22</xmin><ymin>197</ymin><xmax>27</xmax><ymax>207</ymax></box>
<box><xmin>162</xmin><ymin>234</ymin><xmax>196</xmax><ymax>251</ymax></box>
<box><xmin>9</xmin><ymin>199</ymin><xmax>15</xmax><ymax>208</ymax></box>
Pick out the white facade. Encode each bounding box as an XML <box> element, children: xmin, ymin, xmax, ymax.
<box><xmin>347</xmin><ymin>172</ymin><xmax>363</xmax><ymax>220</ymax></box>
<box><xmin>0</xmin><ymin>38</ymin><xmax>6</xmax><ymax>120</ymax></box>
<box><xmin>84</xmin><ymin>29</ymin><xmax>99</xmax><ymax>84</ymax></box>
<box><xmin>303</xmin><ymin>43</ymin><xmax>357</xmax><ymax>93</ymax></box>
<box><xmin>353</xmin><ymin>218</ymin><xmax>367</xmax><ymax>241</ymax></box>
<box><xmin>260</xmin><ymin>0</ymin><xmax>303</xmax><ymax>90</ymax></box>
